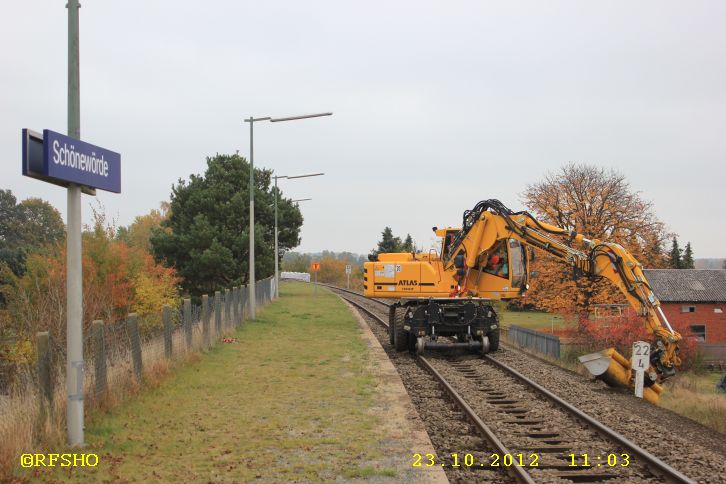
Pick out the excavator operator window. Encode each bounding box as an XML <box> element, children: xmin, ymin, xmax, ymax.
<box><xmin>483</xmin><ymin>241</ymin><xmax>509</xmax><ymax>279</ymax></box>
<box><xmin>442</xmin><ymin>230</ymin><xmax>457</xmax><ymax>260</ymax></box>
<box><xmin>509</xmin><ymin>239</ymin><xmax>526</xmax><ymax>288</ymax></box>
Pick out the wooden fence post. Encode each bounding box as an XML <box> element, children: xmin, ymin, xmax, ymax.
<box><xmin>238</xmin><ymin>286</ymin><xmax>244</xmax><ymax>325</ymax></box>
<box><xmin>183</xmin><ymin>298</ymin><xmax>192</xmax><ymax>348</ymax></box>
<box><xmin>36</xmin><ymin>332</ymin><xmax>53</xmax><ymax>424</ymax></box>
<box><xmin>202</xmin><ymin>294</ymin><xmax>210</xmax><ymax>348</ymax></box>
<box><xmin>241</xmin><ymin>286</ymin><xmax>247</xmax><ymax>323</ymax></box>
<box><xmin>127</xmin><ymin>313</ymin><xmax>143</xmax><ymax>379</ymax></box>
<box><xmin>214</xmin><ymin>291</ymin><xmax>222</xmax><ymax>336</ymax></box>
<box><xmin>232</xmin><ymin>287</ymin><xmax>239</xmax><ymax>326</ymax></box>
<box><xmin>92</xmin><ymin>321</ymin><xmax>107</xmax><ymax>396</ymax></box>
<box><xmin>224</xmin><ymin>289</ymin><xmax>231</xmax><ymax>328</ymax></box>
<box><xmin>163</xmin><ymin>305</ymin><xmax>172</xmax><ymax>359</ymax></box>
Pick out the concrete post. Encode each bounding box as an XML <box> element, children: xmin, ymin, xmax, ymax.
<box><xmin>37</xmin><ymin>332</ymin><xmax>53</xmax><ymax>424</ymax></box>
<box><xmin>202</xmin><ymin>294</ymin><xmax>210</xmax><ymax>348</ymax></box>
<box><xmin>163</xmin><ymin>305</ymin><xmax>172</xmax><ymax>358</ymax></box>
<box><xmin>127</xmin><ymin>314</ymin><xmax>142</xmax><ymax>379</ymax></box>
<box><xmin>92</xmin><ymin>321</ymin><xmax>106</xmax><ymax>396</ymax></box>
<box><xmin>183</xmin><ymin>298</ymin><xmax>192</xmax><ymax>348</ymax></box>
<box><xmin>214</xmin><ymin>291</ymin><xmax>222</xmax><ymax>336</ymax></box>
<box><xmin>224</xmin><ymin>289</ymin><xmax>231</xmax><ymax>328</ymax></box>
<box><xmin>232</xmin><ymin>287</ymin><xmax>242</xmax><ymax>328</ymax></box>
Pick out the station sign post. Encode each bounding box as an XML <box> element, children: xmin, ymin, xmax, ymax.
<box><xmin>22</xmin><ymin>128</ymin><xmax>120</xmax><ymax>447</ymax></box>
<box><xmin>631</xmin><ymin>341</ymin><xmax>650</xmax><ymax>399</ymax></box>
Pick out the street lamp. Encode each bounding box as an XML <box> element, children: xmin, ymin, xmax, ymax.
<box><xmin>243</xmin><ymin>112</ymin><xmax>332</xmax><ymax>319</ymax></box>
<box><xmin>273</xmin><ymin>175</ymin><xmax>323</xmax><ymax>299</ymax></box>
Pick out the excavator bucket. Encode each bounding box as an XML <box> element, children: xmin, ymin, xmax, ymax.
<box><xmin>579</xmin><ymin>348</ymin><xmax>663</xmax><ymax>404</ymax></box>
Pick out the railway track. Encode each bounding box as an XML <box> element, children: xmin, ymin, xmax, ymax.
<box><xmin>322</xmin><ymin>283</ymin><xmax>695</xmax><ymax>484</ymax></box>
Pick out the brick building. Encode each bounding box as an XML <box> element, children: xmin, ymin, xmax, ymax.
<box><xmin>643</xmin><ymin>269</ymin><xmax>726</xmax><ymax>344</ymax></box>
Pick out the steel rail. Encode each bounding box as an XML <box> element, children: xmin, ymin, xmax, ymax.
<box><xmin>417</xmin><ymin>355</ymin><xmax>537</xmax><ymax>483</ymax></box>
<box><xmin>483</xmin><ymin>354</ymin><xmax>695</xmax><ymax>484</ymax></box>
<box><xmin>330</xmin><ymin>290</ymin><xmax>532</xmax><ymax>482</ymax></box>
<box><xmin>316</xmin><ymin>282</ymin><xmax>390</xmax><ymax>307</ymax></box>
<box><xmin>337</xmin><ymin>295</ymin><xmax>389</xmax><ymax>328</ymax></box>
<box><xmin>333</xmin><ymin>290</ymin><xmax>534</xmax><ymax>482</ymax></box>
<box><xmin>329</xmin><ymin>286</ymin><xmax>695</xmax><ymax>484</ymax></box>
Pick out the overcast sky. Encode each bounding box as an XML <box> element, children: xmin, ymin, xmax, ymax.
<box><xmin>2</xmin><ymin>1</ymin><xmax>724</xmax><ymax>258</ymax></box>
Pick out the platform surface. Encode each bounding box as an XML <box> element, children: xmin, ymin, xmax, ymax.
<box><xmin>19</xmin><ymin>282</ymin><xmax>446</xmax><ymax>482</ymax></box>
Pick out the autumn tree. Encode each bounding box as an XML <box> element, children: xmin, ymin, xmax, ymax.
<box><xmin>520</xmin><ymin>163</ymin><xmax>670</xmax><ymax>312</ymax></box>
<box><xmin>574</xmin><ymin>308</ymin><xmax>698</xmax><ymax>368</ymax></box>
<box><xmin>0</xmin><ymin>191</ymin><xmax>63</xmax><ymax>365</ymax></box>
<box><xmin>0</xmin><ymin>190</ymin><xmax>64</xmax><ymax>316</ymax></box>
<box><xmin>4</xmin><ymin>205</ymin><xmax>180</xmax><ymax>370</ymax></box>
<box><xmin>317</xmin><ymin>257</ymin><xmax>348</xmax><ymax>286</ymax></box>
<box><xmin>281</xmin><ymin>252</ymin><xmax>312</xmax><ymax>272</ymax></box>
<box><xmin>0</xmin><ymin>190</ymin><xmax>23</xmax><ymax>248</ymax></box>
<box><xmin>0</xmin><ymin>190</ymin><xmax>65</xmax><ymax>278</ymax></box>
<box><xmin>316</xmin><ymin>256</ymin><xmax>364</xmax><ymax>290</ymax></box>
<box><xmin>117</xmin><ymin>202</ymin><xmax>170</xmax><ymax>252</ymax></box>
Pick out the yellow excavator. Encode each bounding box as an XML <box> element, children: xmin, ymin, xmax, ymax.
<box><xmin>363</xmin><ymin>199</ymin><xmax>682</xmax><ymax>403</ymax></box>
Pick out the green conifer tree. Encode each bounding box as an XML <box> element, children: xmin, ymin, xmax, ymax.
<box><xmin>401</xmin><ymin>234</ymin><xmax>415</xmax><ymax>252</ymax></box>
<box><xmin>668</xmin><ymin>237</ymin><xmax>682</xmax><ymax>269</ymax></box>
<box><xmin>682</xmin><ymin>242</ymin><xmax>694</xmax><ymax>269</ymax></box>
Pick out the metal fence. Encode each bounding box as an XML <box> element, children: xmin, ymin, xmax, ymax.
<box><xmin>1</xmin><ymin>277</ymin><xmax>276</xmax><ymax>457</ymax></box>
<box><xmin>697</xmin><ymin>343</ymin><xmax>726</xmax><ymax>370</ymax></box>
<box><xmin>506</xmin><ymin>324</ymin><xmax>561</xmax><ymax>359</ymax></box>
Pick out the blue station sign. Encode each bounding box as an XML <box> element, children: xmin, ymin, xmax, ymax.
<box><xmin>22</xmin><ymin>129</ymin><xmax>121</xmax><ymax>193</ymax></box>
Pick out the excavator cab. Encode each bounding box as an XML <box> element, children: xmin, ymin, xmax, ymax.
<box><xmin>464</xmin><ymin>238</ymin><xmax>528</xmax><ymax>299</ymax></box>
<box><xmin>438</xmin><ymin>228</ymin><xmax>459</xmax><ymax>259</ymax></box>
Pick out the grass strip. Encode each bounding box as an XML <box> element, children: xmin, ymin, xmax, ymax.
<box><xmin>15</xmin><ymin>282</ymin><xmax>395</xmax><ymax>482</ymax></box>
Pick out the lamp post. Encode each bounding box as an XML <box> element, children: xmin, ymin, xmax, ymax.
<box><xmin>243</xmin><ymin>112</ymin><xmax>331</xmax><ymax>319</ymax></box>
<box><xmin>273</xmin><ymin>175</ymin><xmax>323</xmax><ymax>299</ymax></box>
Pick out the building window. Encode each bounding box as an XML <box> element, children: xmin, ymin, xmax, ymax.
<box><xmin>715</xmin><ymin>308</ymin><xmax>723</xmax><ymax>314</ymax></box>
<box><xmin>689</xmin><ymin>324</ymin><xmax>706</xmax><ymax>342</ymax></box>
<box><xmin>681</xmin><ymin>305</ymin><xmax>696</xmax><ymax>313</ymax></box>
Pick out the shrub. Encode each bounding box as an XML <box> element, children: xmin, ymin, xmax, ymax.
<box><xmin>572</xmin><ymin>308</ymin><xmax>699</xmax><ymax>370</ymax></box>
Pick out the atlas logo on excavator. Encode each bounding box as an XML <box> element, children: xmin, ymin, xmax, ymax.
<box><xmin>398</xmin><ymin>280</ymin><xmax>419</xmax><ymax>286</ymax></box>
